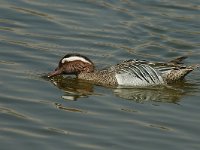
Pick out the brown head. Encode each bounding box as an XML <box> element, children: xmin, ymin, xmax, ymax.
<box><xmin>48</xmin><ymin>54</ymin><xmax>95</xmax><ymax>78</ymax></box>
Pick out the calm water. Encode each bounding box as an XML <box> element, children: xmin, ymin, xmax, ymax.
<box><xmin>0</xmin><ymin>0</ymin><xmax>200</xmax><ymax>150</ymax></box>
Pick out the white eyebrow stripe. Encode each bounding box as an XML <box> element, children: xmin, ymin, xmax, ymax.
<box><xmin>61</xmin><ymin>56</ymin><xmax>92</xmax><ymax>64</ymax></box>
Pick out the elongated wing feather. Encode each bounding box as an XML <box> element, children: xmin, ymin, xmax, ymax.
<box><xmin>115</xmin><ymin>63</ymin><xmax>164</xmax><ymax>86</ymax></box>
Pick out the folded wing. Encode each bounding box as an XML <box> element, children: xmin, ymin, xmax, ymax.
<box><xmin>114</xmin><ymin>62</ymin><xmax>164</xmax><ymax>86</ymax></box>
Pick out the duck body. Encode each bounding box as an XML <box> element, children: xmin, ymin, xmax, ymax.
<box><xmin>48</xmin><ymin>54</ymin><xmax>198</xmax><ymax>87</ymax></box>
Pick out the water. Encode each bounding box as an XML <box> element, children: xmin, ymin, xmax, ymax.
<box><xmin>0</xmin><ymin>0</ymin><xmax>200</xmax><ymax>149</ymax></box>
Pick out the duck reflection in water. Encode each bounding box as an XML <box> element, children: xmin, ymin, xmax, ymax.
<box><xmin>49</xmin><ymin>75</ymin><xmax>94</xmax><ymax>101</ymax></box>
<box><xmin>47</xmin><ymin>75</ymin><xmax>196</xmax><ymax>103</ymax></box>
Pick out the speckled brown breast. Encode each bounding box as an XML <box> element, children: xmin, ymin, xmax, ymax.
<box><xmin>78</xmin><ymin>70</ymin><xmax>118</xmax><ymax>87</ymax></box>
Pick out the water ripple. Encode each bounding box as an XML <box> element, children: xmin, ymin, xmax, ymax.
<box><xmin>0</xmin><ymin>0</ymin><xmax>200</xmax><ymax>150</ymax></box>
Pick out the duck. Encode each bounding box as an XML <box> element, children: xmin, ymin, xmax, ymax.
<box><xmin>48</xmin><ymin>53</ymin><xmax>199</xmax><ymax>87</ymax></box>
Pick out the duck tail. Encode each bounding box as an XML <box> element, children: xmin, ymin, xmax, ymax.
<box><xmin>187</xmin><ymin>64</ymin><xmax>200</xmax><ymax>70</ymax></box>
<box><xmin>168</xmin><ymin>56</ymin><xmax>188</xmax><ymax>64</ymax></box>
<box><xmin>180</xmin><ymin>64</ymin><xmax>199</xmax><ymax>79</ymax></box>
<box><xmin>164</xmin><ymin>64</ymin><xmax>199</xmax><ymax>83</ymax></box>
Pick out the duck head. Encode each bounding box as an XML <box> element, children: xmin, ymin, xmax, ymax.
<box><xmin>48</xmin><ymin>54</ymin><xmax>95</xmax><ymax>78</ymax></box>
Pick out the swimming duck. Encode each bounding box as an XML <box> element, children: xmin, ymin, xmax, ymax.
<box><xmin>48</xmin><ymin>53</ymin><xmax>199</xmax><ymax>87</ymax></box>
